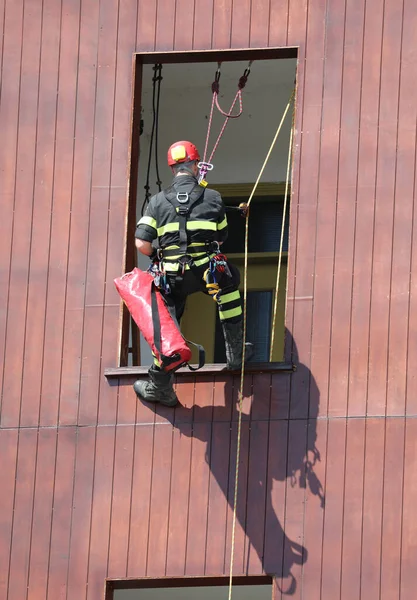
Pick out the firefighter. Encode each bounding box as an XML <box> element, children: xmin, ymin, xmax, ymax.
<box><xmin>133</xmin><ymin>140</ymin><xmax>253</xmax><ymax>406</ymax></box>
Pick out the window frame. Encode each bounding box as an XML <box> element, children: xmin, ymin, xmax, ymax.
<box><xmin>105</xmin><ymin>575</ymin><xmax>274</xmax><ymax>600</ymax></box>
<box><xmin>112</xmin><ymin>47</ymin><xmax>298</xmax><ymax>377</ymax></box>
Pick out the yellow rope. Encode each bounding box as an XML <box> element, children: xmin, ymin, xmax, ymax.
<box><xmin>269</xmin><ymin>106</ymin><xmax>295</xmax><ymax>361</ymax></box>
<box><xmin>227</xmin><ymin>88</ymin><xmax>295</xmax><ymax>600</ymax></box>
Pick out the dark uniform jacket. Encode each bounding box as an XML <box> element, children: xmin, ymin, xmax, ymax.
<box><xmin>135</xmin><ymin>175</ymin><xmax>228</xmax><ymax>272</ymax></box>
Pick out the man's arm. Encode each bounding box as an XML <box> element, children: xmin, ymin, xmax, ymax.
<box><xmin>135</xmin><ymin>238</ymin><xmax>153</xmax><ymax>256</ymax></box>
<box><xmin>216</xmin><ymin>194</ymin><xmax>228</xmax><ymax>243</ymax></box>
<box><xmin>135</xmin><ymin>201</ymin><xmax>158</xmax><ymax>256</ymax></box>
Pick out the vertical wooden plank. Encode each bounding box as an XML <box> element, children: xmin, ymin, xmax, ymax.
<box><xmin>360</xmin><ymin>419</ymin><xmax>385</xmax><ymax>599</ymax></box>
<box><xmin>224</xmin><ymin>421</ymin><xmax>250</xmax><ymax>576</ymax></box>
<box><xmin>165</xmin><ymin>421</ymin><xmax>192</xmax><ymax>576</ymax></box>
<box><xmin>0</xmin><ymin>0</ymin><xmax>24</xmax><ymax>411</ymax></box>
<box><xmin>289</xmin><ymin>0</ymin><xmax>326</xmax><ymax>419</ymax></box>
<box><xmin>367</xmin><ymin>0</ymin><xmax>403</xmax><ymax>416</ymax></box>
<box><xmin>300</xmin><ymin>419</ymin><xmax>327</xmax><ymax>600</ymax></box>
<box><xmin>212</xmin><ymin>374</ymin><xmax>234</xmax><ymax>422</ymax></box>
<box><xmin>230</xmin><ymin>0</ymin><xmax>250</xmax><ymax>49</ymax></box>
<box><xmin>103</xmin><ymin>0</ymin><xmax>138</xmax><ymax>389</ymax></box>
<box><xmin>340</xmin><ymin>418</ymin><xmax>366</xmax><ymax>600</ymax></box>
<box><xmin>174</xmin><ymin>374</ymin><xmax>196</xmax><ymax>422</ymax></box>
<box><xmin>380</xmin><ymin>418</ymin><xmax>405</xmax><ymax>600</ymax></box>
<box><xmin>0</xmin><ymin>0</ymin><xmax>43</xmax><ymax>427</ymax></box>
<box><xmin>231</xmin><ymin>374</ymin><xmax>253</xmax><ymax>423</ymax></box>
<box><xmin>86</xmin><ymin>426</ymin><xmax>116</xmax><ymax>600</ymax></box>
<box><xmin>185</xmin><ymin>423</ymin><xmax>212</xmax><ymax>575</ymax></box>
<box><xmin>39</xmin><ymin>0</ymin><xmax>81</xmax><ymax>427</ymax></box>
<box><xmin>270</xmin><ymin>372</ymin><xmax>290</xmax><ymax>420</ymax></box>
<box><xmin>107</xmin><ymin>425</ymin><xmax>136</xmax><ymax>579</ymax></box>
<box><xmin>249</xmin><ymin>0</ymin><xmax>270</xmax><ymax>47</ymax></box>
<box><xmin>0</xmin><ymin>0</ymin><xmax>5</xmax><ymax>68</ymax></box>
<box><xmin>45</xmin><ymin>427</ymin><xmax>77</xmax><ymax>600</ymax></box>
<box><xmin>205</xmin><ymin>420</ymin><xmax>231</xmax><ymax>575</ymax></box>
<box><xmin>192</xmin><ymin>376</ymin><xmax>214</xmax><ymax>421</ymax></box>
<box><xmin>7</xmin><ymin>430</ymin><xmax>38</xmax><ymax>600</ymax></box>
<box><xmin>26</xmin><ymin>429</ymin><xmax>57</xmax><ymax>600</ymax></box>
<box><xmin>320</xmin><ymin>419</ymin><xmax>346</xmax><ymax>599</ymax></box>
<box><xmin>146</xmin><ymin>424</ymin><xmax>173</xmax><ymax>577</ymax></box>
<box><xmin>269</xmin><ymin>0</ymin><xmax>289</xmax><ymax>47</ymax></box>
<box><xmin>192</xmin><ymin>0</ymin><xmax>214</xmax><ymax>50</ymax></box>
<box><xmin>58</xmin><ymin>0</ymin><xmax>100</xmax><ymax>426</ymax></box>
<box><xmin>244</xmin><ymin>421</ymin><xmax>269</xmax><ymax>574</ymax></box>
<box><xmin>212</xmin><ymin>0</ymin><xmax>232</xmax><ymax>49</ymax></box>
<box><xmin>0</xmin><ymin>430</ymin><xmax>18</xmax><ymax>599</ymax></box>
<box><xmin>287</xmin><ymin>0</ymin><xmax>308</xmax><ymax>46</ymax></box>
<box><xmin>281</xmin><ymin>420</ymin><xmax>307</xmax><ymax>598</ymax></box>
<box><xmin>251</xmin><ymin>374</ymin><xmax>271</xmax><ymax>421</ymax></box>
<box><xmin>66</xmin><ymin>427</ymin><xmax>96</xmax><ymax>600</ymax></box>
<box><xmin>136</xmin><ymin>0</ymin><xmax>156</xmax><ymax>51</ymax></box>
<box><xmin>127</xmin><ymin>425</ymin><xmax>154</xmax><ymax>577</ymax></box>
<box><xmin>313</xmin><ymin>0</ymin><xmax>345</xmax><ymax>419</ymax></box>
<box><xmin>78</xmin><ymin>0</ymin><xmax>120</xmax><ymax>426</ymax></box>
<box><xmin>393</xmin><ymin>0</ymin><xmax>417</xmax><ymax>417</ymax></box>
<box><xmin>400</xmin><ymin>418</ymin><xmax>417</xmax><ymax>600</ymax></box>
<box><xmin>263</xmin><ymin>421</ymin><xmax>288</xmax><ymax>578</ymax></box>
<box><xmin>328</xmin><ymin>0</ymin><xmax>365</xmax><ymax>417</ymax></box>
<box><xmin>20</xmin><ymin>0</ymin><xmax>62</xmax><ymax>427</ymax></box>
<box><xmin>174</xmin><ymin>0</ymin><xmax>195</xmax><ymax>50</ymax></box>
<box><xmin>155</xmin><ymin>0</ymin><xmax>176</xmax><ymax>51</ymax></box>
<box><xmin>348</xmin><ymin>0</ymin><xmax>384</xmax><ymax>417</ymax></box>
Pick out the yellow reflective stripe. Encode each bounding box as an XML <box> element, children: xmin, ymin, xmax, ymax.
<box><xmin>162</xmin><ymin>254</ymin><xmax>210</xmax><ymax>271</ymax></box>
<box><xmin>217</xmin><ymin>216</ymin><xmax>228</xmax><ymax>230</ymax></box>
<box><xmin>157</xmin><ymin>222</ymin><xmax>179</xmax><ymax>236</ymax></box>
<box><xmin>164</xmin><ymin>252</ymin><xmax>206</xmax><ymax>261</ymax></box>
<box><xmin>219</xmin><ymin>290</ymin><xmax>240</xmax><ymax>304</ymax></box>
<box><xmin>188</xmin><ymin>242</ymin><xmax>206</xmax><ymax>247</ymax></box>
<box><xmin>218</xmin><ymin>306</ymin><xmax>243</xmax><ymax>320</ymax></box>
<box><xmin>194</xmin><ymin>255</ymin><xmax>210</xmax><ymax>266</ymax></box>
<box><xmin>137</xmin><ymin>215</ymin><xmax>157</xmax><ymax>229</ymax></box>
<box><xmin>186</xmin><ymin>221</ymin><xmax>217</xmax><ymax>231</ymax></box>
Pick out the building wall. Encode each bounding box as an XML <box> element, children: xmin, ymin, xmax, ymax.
<box><xmin>1</xmin><ymin>0</ymin><xmax>417</xmax><ymax>599</ymax></box>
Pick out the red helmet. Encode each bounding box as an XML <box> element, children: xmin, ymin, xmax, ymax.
<box><xmin>167</xmin><ymin>141</ymin><xmax>200</xmax><ymax>166</ymax></box>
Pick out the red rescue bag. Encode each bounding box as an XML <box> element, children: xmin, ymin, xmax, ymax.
<box><xmin>114</xmin><ymin>268</ymin><xmax>204</xmax><ymax>372</ymax></box>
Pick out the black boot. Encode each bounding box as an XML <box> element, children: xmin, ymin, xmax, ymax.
<box><xmin>133</xmin><ymin>365</ymin><xmax>178</xmax><ymax>407</ymax></box>
<box><xmin>221</xmin><ymin>320</ymin><xmax>254</xmax><ymax>370</ymax></box>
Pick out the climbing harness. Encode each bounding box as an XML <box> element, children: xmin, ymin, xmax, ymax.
<box><xmin>142</xmin><ymin>64</ymin><xmax>163</xmax><ymax>215</ymax></box>
<box><xmin>198</xmin><ymin>61</ymin><xmax>253</xmax><ymax>186</ymax></box>
<box><xmin>227</xmin><ymin>87</ymin><xmax>296</xmax><ymax>600</ymax></box>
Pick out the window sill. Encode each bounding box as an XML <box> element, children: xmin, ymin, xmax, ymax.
<box><xmin>104</xmin><ymin>362</ymin><xmax>295</xmax><ymax>379</ymax></box>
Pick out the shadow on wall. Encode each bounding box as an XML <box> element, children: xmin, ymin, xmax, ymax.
<box><xmin>146</xmin><ymin>328</ymin><xmax>324</xmax><ymax>595</ymax></box>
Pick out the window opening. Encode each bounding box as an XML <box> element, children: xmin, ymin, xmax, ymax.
<box><xmin>122</xmin><ymin>52</ymin><xmax>297</xmax><ymax>368</ymax></box>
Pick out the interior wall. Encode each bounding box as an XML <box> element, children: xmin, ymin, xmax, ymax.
<box><xmin>137</xmin><ymin>59</ymin><xmax>297</xmax><ymax>212</ymax></box>
<box><xmin>136</xmin><ymin>59</ymin><xmax>296</xmax><ymax>365</ymax></box>
<box><xmin>113</xmin><ymin>584</ymin><xmax>271</xmax><ymax>600</ymax></box>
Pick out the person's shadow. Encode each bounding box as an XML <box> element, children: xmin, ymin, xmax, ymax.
<box><xmin>152</xmin><ymin>327</ymin><xmax>324</xmax><ymax>594</ymax></box>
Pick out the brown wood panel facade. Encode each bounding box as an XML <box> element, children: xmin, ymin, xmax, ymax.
<box><xmin>1</xmin><ymin>0</ymin><xmax>416</xmax><ymax>598</ymax></box>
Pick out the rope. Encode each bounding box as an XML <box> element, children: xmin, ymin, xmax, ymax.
<box><xmin>142</xmin><ymin>64</ymin><xmax>163</xmax><ymax>215</ymax></box>
<box><xmin>154</xmin><ymin>64</ymin><xmax>163</xmax><ymax>192</ymax></box>
<box><xmin>200</xmin><ymin>62</ymin><xmax>252</xmax><ymax>183</ymax></box>
<box><xmin>227</xmin><ymin>88</ymin><xmax>295</xmax><ymax>600</ymax></box>
<box><xmin>269</xmin><ymin>102</ymin><xmax>295</xmax><ymax>361</ymax></box>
